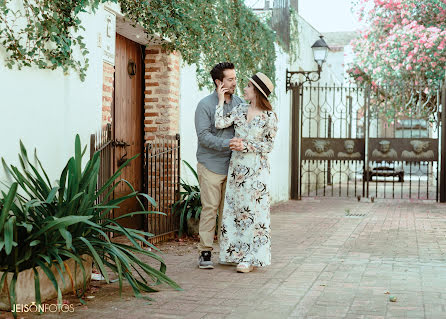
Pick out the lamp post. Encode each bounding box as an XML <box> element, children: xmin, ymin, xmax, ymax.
<box><xmin>287</xmin><ymin>35</ymin><xmax>329</xmax><ymax>200</ymax></box>
<box><xmin>286</xmin><ymin>35</ymin><xmax>329</xmax><ymax>90</ymax></box>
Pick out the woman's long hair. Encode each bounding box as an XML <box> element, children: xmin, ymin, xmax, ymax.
<box><xmin>253</xmin><ymin>86</ymin><xmax>272</xmax><ymax>111</ymax></box>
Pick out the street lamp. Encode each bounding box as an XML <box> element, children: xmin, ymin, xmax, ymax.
<box><xmin>288</xmin><ymin>35</ymin><xmax>329</xmax><ymax>200</ymax></box>
<box><xmin>286</xmin><ymin>35</ymin><xmax>329</xmax><ymax>90</ymax></box>
<box><xmin>312</xmin><ymin>35</ymin><xmax>329</xmax><ymax>68</ymax></box>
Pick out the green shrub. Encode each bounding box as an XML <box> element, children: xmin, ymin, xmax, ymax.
<box><xmin>172</xmin><ymin>161</ymin><xmax>201</xmax><ymax>237</ymax></box>
<box><xmin>0</xmin><ymin>135</ymin><xmax>181</xmax><ymax>317</ymax></box>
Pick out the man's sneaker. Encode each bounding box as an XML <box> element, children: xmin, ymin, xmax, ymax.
<box><xmin>198</xmin><ymin>251</ymin><xmax>214</xmax><ymax>269</ymax></box>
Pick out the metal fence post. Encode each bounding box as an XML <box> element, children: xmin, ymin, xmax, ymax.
<box><xmin>364</xmin><ymin>85</ymin><xmax>370</xmax><ymax>198</ymax></box>
<box><xmin>290</xmin><ymin>86</ymin><xmax>301</xmax><ymax>200</ymax></box>
<box><xmin>327</xmin><ymin>115</ymin><xmax>332</xmax><ymax>185</ymax></box>
<box><xmin>440</xmin><ymin>83</ymin><xmax>446</xmax><ymax>202</ymax></box>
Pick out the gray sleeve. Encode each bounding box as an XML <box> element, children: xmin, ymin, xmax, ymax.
<box><xmin>195</xmin><ymin>102</ymin><xmax>231</xmax><ymax>151</ymax></box>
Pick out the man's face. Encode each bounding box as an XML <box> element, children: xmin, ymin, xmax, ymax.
<box><xmin>220</xmin><ymin>69</ymin><xmax>237</xmax><ymax>95</ymax></box>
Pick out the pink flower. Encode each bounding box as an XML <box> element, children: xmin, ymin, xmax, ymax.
<box><xmin>348</xmin><ymin>0</ymin><xmax>446</xmax><ymax>87</ymax></box>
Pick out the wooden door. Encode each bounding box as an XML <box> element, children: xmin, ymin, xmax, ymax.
<box><xmin>113</xmin><ymin>34</ymin><xmax>144</xmax><ymax>229</ymax></box>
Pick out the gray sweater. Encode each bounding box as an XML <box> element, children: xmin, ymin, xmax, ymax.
<box><xmin>194</xmin><ymin>90</ymin><xmax>244</xmax><ymax>175</ymax></box>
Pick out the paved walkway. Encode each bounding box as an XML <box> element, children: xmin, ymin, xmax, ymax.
<box><xmin>5</xmin><ymin>198</ymin><xmax>446</xmax><ymax>319</ymax></box>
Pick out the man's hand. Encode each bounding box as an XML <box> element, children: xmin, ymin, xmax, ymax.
<box><xmin>229</xmin><ymin>137</ymin><xmax>244</xmax><ymax>151</ymax></box>
<box><xmin>217</xmin><ymin>82</ymin><xmax>229</xmax><ymax>105</ymax></box>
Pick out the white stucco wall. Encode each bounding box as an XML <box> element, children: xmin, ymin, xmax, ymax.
<box><xmin>325</xmin><ymin>49</ymin><xmax>346</xmax><ymax>85</ymax></box>
<box><xmin>0</xmin><ymin>4</ymin><xmax>113</xmax><ymax>186</ymax></box>
<box><xmin>179</xmin><ymin>44</ymin><xmax>291</xmax><ymax>203</ymax></box>
<box><xmin>290</xmin><ymin>15</ymin><xmax>331</xmax><ymax>84</ymax></box>
<box><xmin>268</xmin><ymin>45</ymin><xmax>291</xmax><ymax>203</ymax></box>
<box><xmin>178</xmin><ymin>65</ymin><xmax>211</xmax><ymax>186</ymax></box>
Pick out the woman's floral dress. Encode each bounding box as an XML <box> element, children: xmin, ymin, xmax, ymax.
<box><xmin>215</xmin><ymin>103</ymin><xmax>278</xmax><ymax>267</ymax></box>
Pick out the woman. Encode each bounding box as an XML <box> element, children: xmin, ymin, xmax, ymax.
<box><xmin>215</xmin><ymin>72</ymin><xmax>278</xmax><ymax>273</ymax></box>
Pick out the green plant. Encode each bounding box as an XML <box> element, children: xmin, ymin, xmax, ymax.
<box><xmin>172</xmin><ymin>161</ymin><xmax>201</xmax><ymax>237</ymax></box>
<box><xmin>0</xmin><ymin>135</ymin><xmax>181</xmax><ymax>317</ymax></box>
<box><xmin>289</xmin><ymin>8</ymin><xmax>301</xmax><ymax>65</ymax></box>
<box><xmin>0</xmin><ymin>0</ymin><xmax>103</xmax><ymax>81</ymax></box>
<box><xmin>0</xmin><ymin>0</ymin><xmax>277</xmax><ymax>89</ymax></box>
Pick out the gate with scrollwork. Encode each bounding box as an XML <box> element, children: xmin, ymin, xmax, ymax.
<box><xmin>290</xmin><ymin>83</ymin><xmax>443</xmax><ymax>201</ymax></box>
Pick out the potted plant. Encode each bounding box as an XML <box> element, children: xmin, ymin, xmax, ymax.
<box><xmin>0</xmin><ymin>135</ymin><xmax>181</xmax><ymax>317</ymax></box>
<box><xmin>172</xmin><ymin>161</ymin><xmax>202</xmax><ymax>237</ymax></box>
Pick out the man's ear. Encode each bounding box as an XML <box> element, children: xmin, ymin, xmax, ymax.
<box><xmin>215</xmin><ymin>79</ymin><xmax>222</xmax><ymax>86</ymax></box>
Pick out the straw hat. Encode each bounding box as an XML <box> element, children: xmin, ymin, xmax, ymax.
<box><xmin>248</xmin><ymin>72</ymin><xmax>274</xmax><ymax>98</ymax></box>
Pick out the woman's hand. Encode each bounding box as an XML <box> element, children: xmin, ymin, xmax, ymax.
<box><xmin>217</xmin><ymin>82</ymin><xmax>229</xmax><ymax>106</ymax></box>
<box><xmin>229</xmin><ymin>137</ymin><xmax>244</xmax><ymax>151</ymax></box>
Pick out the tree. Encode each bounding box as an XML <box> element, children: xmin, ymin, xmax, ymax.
<box><xmin>347</xmin><ymin>0</ymin><xmax>446</xmax><ymax>115</ymax></box>
<box><xmin>348</xmin><ymin>0</ymin><xmax>446</xmax><ymax>87</ymax></box>
<box><xmin>0</xmin><ymin>0</ymin><xmax>276</xmax><ymax>89</ymax></box>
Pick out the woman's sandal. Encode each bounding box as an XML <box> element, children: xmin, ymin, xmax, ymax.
<box><xmin>236</xmin><ymin>262</ymin><xmax>254</xmax><ymax>273</ymax></box>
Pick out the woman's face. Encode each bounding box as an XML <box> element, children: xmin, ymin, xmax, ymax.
<box><xmin>243</xmin><ymin>81</ymin><xmax>256</xmax><ymax>102</ymax></box>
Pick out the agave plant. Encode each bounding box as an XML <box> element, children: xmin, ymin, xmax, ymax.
<box><xmin>0</xmin><ymin>135</ymin><xmax>181</xmax><ymax>317</ymax></box>
<box><xmin>172</xmin><ymin>161</ymin><xmax>201</xmax><ymax>237</ymax></box>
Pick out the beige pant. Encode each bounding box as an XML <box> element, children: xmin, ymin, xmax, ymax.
<box><xmin>197</xmin><ymin>162</ymin><xmax>227</xmax><ymax>252</ymax></box>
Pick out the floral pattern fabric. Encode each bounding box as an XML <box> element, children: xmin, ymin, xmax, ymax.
<box><xmin>215</xmin><ymin>103</ymin><xmax>278</xmax><ymax>267</ymax></box>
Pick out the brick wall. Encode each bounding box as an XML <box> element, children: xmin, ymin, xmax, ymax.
<box><xmin>101</xmin><ymin>46</ymin><xmax>180</xmax><ymax>138</ymax></box>
<box><xmin>102</xmin><ymin>62</ymin><xmax>115</xmax><ymax>126</ymax></box>
<box><xmin>143</xmin><ymin>45</ymin><xmax>181</xmax><ymax>239</ymax></box>
<box><xmin>143</xmin><ymin>45</ymin><xmax>180</xmax><ymax>142</ymax></box>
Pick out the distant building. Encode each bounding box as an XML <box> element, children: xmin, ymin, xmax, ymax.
<box><xmin>322</xmin><ymin>31</ymin><xmax>358</xmax><ymax>85</ymax></box>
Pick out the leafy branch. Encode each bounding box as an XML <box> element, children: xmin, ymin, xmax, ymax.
<box><xmin>0</xmin><ymin>0</ymin><xmax>277</xmax><ymax>89</ymax></box>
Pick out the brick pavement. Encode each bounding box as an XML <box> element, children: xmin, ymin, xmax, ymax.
<box><xmin>7</xmin><ymin>198</ymin><xmax>446</xmax><ymax>319</ymax></box>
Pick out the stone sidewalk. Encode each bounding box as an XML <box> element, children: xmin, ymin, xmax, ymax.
<box><xmin>5</xmin><ymin>198</ymin><xmax>446</xmax><ymax>319</ymax></box>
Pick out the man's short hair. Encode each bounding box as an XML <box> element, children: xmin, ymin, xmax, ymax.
<box><xmin>210</xmin><ymin>62</ymin><xmax>235</xmax><ymax>87</ymax></box>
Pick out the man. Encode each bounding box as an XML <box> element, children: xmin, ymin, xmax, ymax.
<box><xmin>194</xmin><ymin>62</ymin><xmax>244</xmax><ymax>269</ymax></box>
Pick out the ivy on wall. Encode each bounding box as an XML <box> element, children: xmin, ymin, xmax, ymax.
<box><xmin>288</xmin><ymin>8</ymin><xmax>300</xmax><ymax>65</ymax></box>
<box><xmin>0</xmin><ymin>0</ymin><xmax>276</xmax><ymax>90</ymax></box>
<box><xmin>0</xmin><ymin>0</ymin><xmax>105</xmax><ymax>80</ymax></box>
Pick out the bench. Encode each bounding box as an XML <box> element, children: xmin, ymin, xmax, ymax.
<box><xmin>363</xmin><ymin>166</ymin><xmax>404</xmax><ymax>182</ymax></box>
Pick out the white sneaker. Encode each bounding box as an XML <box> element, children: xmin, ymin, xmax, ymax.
<box><xmin>236</xmin><ymin>262</ymin><xmax>253</xmax><ymax>273</ymax></box>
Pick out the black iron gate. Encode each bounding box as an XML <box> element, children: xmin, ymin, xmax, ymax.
<box><xmin>144</xmin><ymin>134</ymin><xmax>181</xmax><ymax>243</ymax></box>
<box><xmin>291</xmin><ymin>83</ymin><xmax>443</xmax><ymax>201</ymax></box>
